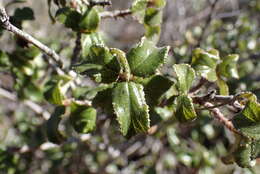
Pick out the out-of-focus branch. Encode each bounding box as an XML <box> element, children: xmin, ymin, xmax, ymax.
<box><xmin>0</xmin><ymin>7</ymin><xmax>64</xmax><ymax>75</ymax></box>
<box><xmin>100</xmin><ymin>9</ymin><xmax>132</xmax><ymax>19</ymax></box>
<box><xmin>195</xmin><ymin>0</ymin><xmax>219</xmax><ymax>47</ymax></box>
<box><xmin>71</xmin><ymin>32</ymin><xmax>82</xmax><ymax>67</ymax></box>
<box><xmin>0</xmin><ymin>87</ymin><xmax>50</xmax><ymax>120</ymax></box>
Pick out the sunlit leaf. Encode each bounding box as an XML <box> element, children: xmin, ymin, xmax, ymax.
<box><xmin>127</xmin><ymin>37</ymin><xmax>169</xmax><ymax>77</ymax></box>
<box><xmin>173</xmin><ymin>64</ymin><xmax>195</xmax><ymax>94</ymax></box>
<box><xmin>217</xmin><ymin>77</ymin><xmax>229</xmax><ymax>95</ymax></box>
<box><xmin>175</xmin><ymin>95</ymin><xmax>197</xmax><ymax>122</ymax></box>
<box><xmin>218</xmin><ymin>54</ymin><xmax>239</xmax><ymax>79</ymax></box>
<box><xmin>79</xmin><ymin>7</ymin><xmax>100</xmax><ymax>33</ymax></box>
<box><xmin>191</xmin><ymin>48</ymin><xmax>220</xmax><ymax>82</ymax></box>
<box><xmin>131</xmin><ymin>0</ymin><xmax>148</xmax><ymax>23</ymax></box>
<box><xmin>112</xmin><ymin>82</ymin><xmax>150</xmax><ymax>136</ymax></box>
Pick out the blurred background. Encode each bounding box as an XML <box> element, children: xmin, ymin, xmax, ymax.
<box><xmin>0</xmin><ymin>0</ymin><xmax>260</xmax><ymax>173</ymax></box>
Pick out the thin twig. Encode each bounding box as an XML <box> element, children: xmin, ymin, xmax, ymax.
<box><xmin>100</xmin><ymin>9</ymin><xmax>132</xmax><ymax>19</ymax></box>
<box><xmin>71</xmin><ymin>32</ymin><xmax>82</xmax><ymax>67</ymax></box>
<box><xmin>204</xmin><ymin>102</ymin><xmax>245</xmax><ymax>137</ymax></box>
<box><xmin>89</xmin><ymin>0</ymin><xmax>112</xmax><ymax>7</ymax></box>
<box><xmin>0</xmin><ymin>7</ymin><xmax>64</xmax><ymax>74</ymax></box>
<box><xmin>189</xmin><ymin>77</ymin><xmax>208</xmax><ymax>94</ymax></box>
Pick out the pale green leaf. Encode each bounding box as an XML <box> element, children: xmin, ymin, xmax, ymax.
<box><xmin>44</xmin><ymin>81</ymin><xmax>65</xmax><ymax>105</ymax></box>
<box><xmin>81</xmin><ymin>33</ymin><xmax>105</xmax><ymax>59</ymax></box>
<box><xmin>191</xmin><ymin>48</ymin><xmax>220</xmax><ymax>82</ymax></box>
<box><xmin>131</xmin><ymin>0</ymin><xmax>148</xmax><ymax>23</ymax></box>
<box><xmin>217</xmin><ymin>77</ymin><xmax>229</xmax><ymax>95</ymax></box>
<box><xmin>173</xmin><ymin>64</ymin><xmax>195</xmax><ymax>94</ymax></box>
<box><xmin>218</xmin><ymin>54</ymin><xmax>239</xmax><ymax>79</ymax></box>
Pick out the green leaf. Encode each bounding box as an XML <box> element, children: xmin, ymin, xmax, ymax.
<box><xmin>218</xmin><ymin>54</ymin><xmax>239</xmax><ymax>79</ymax></box>
<box><xmin>0</xmin><ymin>51</ymin><xmax>11</xmax><ymax>68</ymax></box>
<box><xmin>241</xmin><ymin>101</ymin><xmax>260</xmax><ymax>122</ymax></box>
<box><xmin>112</xmin><ymin>82</ymin><xmax>150</xmax><ymax>136</ymax></box>
<box><xmin>217</xmin><ymin>77</ymin><xmax>229</xmax><ymax>95</ymax></box>
<box><xmin>143</xmin><ymin>75</ymin><xmax>173</xmax><ymax>107</ymax></box>
<box><xmin>74</xmin><ymin>45</ymin><xmax>120</xmax><ymax>83</ymax></box>
<box><xmin>191</xmin><ymin>48</ymin><xmax>220</xmax><ymax>82</ymax></box>
<box><xmin>93</xmin><ymin>88</ymin><xmax>113</xmax><ymax>115</ymax></box>
<box><xmin>232</xmin><ymin>115</ymin><xmax>260</xmax><ymax>140</ymax></box>
<box><xmin>237</xmin><ymin>92</ymin><xmax>257</xmax><ymax>104</ymax></box>
<box><xmin>80</xmin><ymin>83</ymin><xmax>115</xmax><ymax>100</ymax></box>
<box><xmin>233</xmin><ymin>143</ymin><xmax>253</xmax><ymax>168</ymax></box>
<box><xmin>81</xmin><ymin>33</ymin><xmax>105</xmax><ymax>59</ymax></box>
<box><xmin>144</xmin><ymin>24</ymin><xmax>161</xmax><ymax>43</ymax></box>
<box><xmin>127</xmin><ymin>37</ymin><xmax>169</xmax><ymax>77</ymax></box>
<box><xmin>55</xmin><ymin>7</ymin><xmax>82</xmax><ymax>31</ymax></box>
<box><xmin>44</xmin><ymin>78</ymin><xmax>71</xmax><ymax>105</ymax></box>
<box><xmin>175</xmin><ymin>95</ymin><xmax>197</xmax><ymax>122</ymax></box>
<box><xmin>173</xmin><ymin>64</ymin><xmax>195</xmax><ymax>94</ymax></box>
<box><xmin>13</xmin><ymin>7</ymin><xmax>35</xmax><ymax>21</ymax></box>
<box><xmin>70</xmin><ymin>103</ymin><xmax>97</xmax><ymax>134</ymax></box>
<box><xmin>144</xmin><ymin>8</ymin><xmax>162</xmax><ymax>26</ymax></box>
<box><xmin>110</xmin><ymin>48</ymin><xmax>131</xmax><ymax>81</ymax></box>
<box><xmin>79</xmin><ymin>7</ymin><xmax>100</xmax><ymax>33</ymax></box>
<box><xmin>131</xmin><ymin>0</ymin><xmax>148</xmax><ymax>23</ymax></box>
<box><xmin>251</xmin><ymin>140</ymin><xmax>260</xmax><ymax>159</ymax></box>
<box><xmin>46</xmin><ymin>106</ymin><xmax>66</xmax><ymax>144</ymax></box>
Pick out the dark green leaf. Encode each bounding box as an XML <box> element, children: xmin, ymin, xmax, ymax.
<box><xmin>46</xmin><ymin>106</ymin><xmax>66</xmax><ymax>144</ymax></box>
<box><xmin>143</xmin><ymin>75</ymin><xmax>173</xmax><ymax>107</ymax></box>
<box><xmin>127</xmin><ymin>37</ymin><xmax>169</xmax><ymax>77</ymax></box>
<box><xmin>110</xmin><ymin>48</ymin><xmax>131</xmax><ymax>81</ymax></box>
<box><xmin>232</xmin><ymin>114</ymin><xmax>260</xmax><ymax>140</ymax></box>
<box><xmin>56</xmin><ymin>7</ymin><xmax>82</xmax><ymax>31</ymax></box>
<box><xmin>70</xmin><ymin>103</ymin><xmax>96</xmax><ymax>134</ymax></box>
<box><xmin>74</xmin><ymin>45</ymin><xmax>120</xmax><ymax>83</ymax></box>
<box><xmin>233</xmin><ymin>143</ymin><xmax>253</xmax><ymax>168</ymax></box>
<box><xmin>80</xmin><ymin>83</ymin><xmax>115</xmax><ymax>100</ymax></box>
<box><xmin>79</xmin><ymin>7</ymin><xmax>100</xmax><ymax>33</ymax></box>
<box><xmin>175</xmin><ymin>95</ymin><xmax>197</xmax><ymax>122</ymax></box>
<box><xmin>191</xmin><ymin>48</ymin><xmax>220</xmax><ymax>82</ymax></box>
<box><xmin>93</xmin><ymin>88</ymin><xmax>113</xmax><ymax>115</ymax></box>
<box><xmin>173</xmin><ymin>64</ymin><xmax>195</xmax><ymax>94</ymax></box>
<box><xmin>112</xmin><ymin>82</ymin><xmax>150</xmax><ymax>136</ymax></box>
<box><xmin>13</xmin><ymin>7</ymin><xmax>35</xmax><ymax>21</ymax></box>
